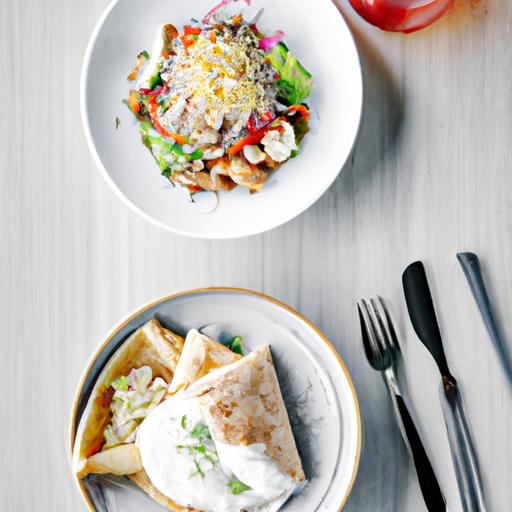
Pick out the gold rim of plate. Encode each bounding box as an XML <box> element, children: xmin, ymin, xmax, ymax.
<box><xmin>69</xmin><ymin>287</ymin><xmax>362</xmax><ymax>512</ymax></box>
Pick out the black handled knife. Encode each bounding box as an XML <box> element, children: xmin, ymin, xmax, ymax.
<box><xmin>402</xmin><ymin>261</ymin><xmax>487</xmax><ymax>512</ymax></box>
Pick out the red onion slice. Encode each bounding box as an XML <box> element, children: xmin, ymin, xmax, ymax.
<box><xmin>203</xmin><ymin>0</ymin><xmax>251</xmax><ymax>24</ymax></box>
<box><xmin>259</xmin><ymin>30</ymin><xmax>284</xmax><ymax>52</ymax></box>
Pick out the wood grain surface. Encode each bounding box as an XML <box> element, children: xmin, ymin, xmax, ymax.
<box><xmin>1</xmin><ymin>0</ymin><xmax>511</xmax><ymax>510</ymax></box>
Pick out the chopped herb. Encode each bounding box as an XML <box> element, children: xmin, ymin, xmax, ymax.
<box><xmin>140</xmin><ymin>50</ymin><xmax>150</xmax><ymax>59</ymax></box>
<box><xmin>112</xmin><ymin>375</ymin><xmax>129</xmax><ymax>391</ymax></box>
<box><xmin>190</xmin><ymin>422</ymin><xmax>210</xmax><ymax>439</ymax></box>
<box><xmin>228</xmin><ymin>336</ymin><xmax>244</xmax><ymax>355</ymax></box>
<box><xmin>115</xmin><ymin>117</ymin><xmax>121</xmax><ymax>130</ymax></box>
<box><xmin>192</xmin><ymin>460</ymin><xmax>205</xmax><ymax>478</ymax></box>
<box><xmin>204</xmin><ymin>452</ymin><xmax>218</xmax><ymax>464</ymax></box>
<box><xmin>180</xmin><ymin>421</ymin><xmax>218</xmax><ymax>479</ymax></box>
<box><xmin>228</xmin><ymin>479</ymin><xmax>251</xmax><ymax>495</ymax></box>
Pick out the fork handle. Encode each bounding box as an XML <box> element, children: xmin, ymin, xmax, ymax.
<box><xmin>384</xmin><ymin>373</ymin><xmax>447</xmax><ymax>511</ymax></box>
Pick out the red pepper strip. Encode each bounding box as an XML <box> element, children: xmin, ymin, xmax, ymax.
<box><xmin>86</xmin><ymin>386</ymin><xmax>114</xmax><ymax>456</ymax></box>
<box><xmin>181</xmin><ymin>35</ymin><xmax>198</xmax><ymax>49</ymax></box>
<box><xmin>247</xmin><ymin>115</ymin><xmax>259</xmax><ymax>135</ymax></box>
<box><xmin>247</xmin><ymin>111</ymin><xmax>275</xmax><ymax>135</ymax></box>
<box><xmin>286</xmin><ymin>104</ymin><xmax>310</xmax><ymax>122</ymax></box>
<box><xmin>184</xmin><ymin>25</ymin><xmax>202</xmax><ymax>36</ymax></box>
<box><xmin>228</xmin><ymin>134</ymin><xmax>266</xmax><ymax>156</ymax></box>
<box><xmin>101</xmin><ymin>386</ymin><xmax>115</xmax><ymax>407</ymax></box>
<box><xmin>86</xmin><ymin>437</ymin><xmax>105</xmax><ymax>458</ymax></box>
<box><xmin>260</xmin><ymin>111</ymin><xmax>274</xmax><ymax>124</ymax></box>
<box><xmin>140</xmin><ymin>83</ymin><xmax>168</xmax><ymax>97</ymax></box>
<box><xmin>147</xmin><ymin>97</ymin><xmax>187</xmax><ymax>144</ymax></box>
<box><xmin>231</xmin><ymin>114</ymin><xmax>289</xmax><ymax>155</ymax></box>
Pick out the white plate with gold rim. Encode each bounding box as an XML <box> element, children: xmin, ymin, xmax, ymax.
<box><xmin>70</xmin><ymin>288</ymin><xmax>361</xmax><ymax>511</ymax></box>
<box><xmin>81</xmin><ymin>0</ymin><xmax>363</xmax><ymax>239</ymax></box>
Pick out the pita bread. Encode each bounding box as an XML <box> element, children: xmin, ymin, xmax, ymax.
<box><xmin>197</xmin><ymin>345</ymin><xmax>305</xmax><ymax>483</ymax></box>
<box><xmin>127</xmin><ymin>330</ymin><xmax>240</xmax><ymax>512</ymax></box>
<box><xmin>73</xmin><ymin>318</ymin><xmax>184</xmax><ymax>477</ymax></box>
<box><xmin>168</xmin><ymin>329</ymin><xmax>241</xmax><ymax>394</ymax></box>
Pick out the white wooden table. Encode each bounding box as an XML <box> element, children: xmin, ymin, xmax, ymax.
<box><xmin>1</xmin><ymin>0</ymin><xmax>511</xmax><ymax>510</ymax></box>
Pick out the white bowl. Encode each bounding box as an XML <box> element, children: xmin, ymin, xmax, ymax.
<box><xmin>81</xmin><ymin>0</ymin><xmax>363</xmax><ymax>239</ymax></box>
<box><xmin>70</xmin><ymin>288</ymin><xmax>361</xmax><ymax>511</ymax></box>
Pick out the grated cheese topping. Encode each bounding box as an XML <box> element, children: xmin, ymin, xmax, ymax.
<box><xmin>159</xmin><ymin>25</ymin><xmax>275</xmax><ymax>144</ymax></box>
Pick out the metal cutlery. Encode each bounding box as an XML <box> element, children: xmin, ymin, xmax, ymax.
<box><xmin>402</xmin><ymin>261</ymin><xmax>487</xmax><ymax>512</ymax></box>
<box><xmin>357</xmin><ymin>296</ymin><xmax>447</xmax><ymax>512</ymax></box>
<box><xmin>457</xmin><ymin>252</ymin><xmax>512</xmax><ymax>383</ymax></box>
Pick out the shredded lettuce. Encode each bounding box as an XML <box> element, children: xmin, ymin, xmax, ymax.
<box><xmin>103</xmin><ymin>366</ymin><xmax>167</xmax><ymax>448</ymax></box>
<box><xmin>268</xmin><ymin>43</ymin><xmax>313</xmax><ymax>106</ymax></box>
<box><xmin>112</xmin><ymin>375</ymin><xmax>129</xmax><ymax>391</ymax></box>
<box><xmin>128</xmin><ymin>366</ymin><xmax>153</xmax><ymax>391</ymax></box>
<box><xmin>139</xmin><ymin>122</ymin><xmax>204</xmax><ymax>177</ymax></box>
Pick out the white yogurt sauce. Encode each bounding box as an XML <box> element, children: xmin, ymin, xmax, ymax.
<box><xmin>137</xmin><ymin>395</ymin><xmax>296</xmax><ymax>512</ymax></box>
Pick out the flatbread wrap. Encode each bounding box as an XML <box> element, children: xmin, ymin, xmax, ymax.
<box><xmin>72</xmin><ymin>318</ymin><xmax>184</xmax><ymax>478</ymax></box>
<box><xmin>137</xmin><ymin>344</ymin><xmax>305</xmax><ymax>512</ymax></box>
<box><xmin>168</xmin><ymin>328</ymin><xmax>242</xmax><ymax>395</ymax></box>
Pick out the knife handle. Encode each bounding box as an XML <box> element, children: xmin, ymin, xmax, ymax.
<box><xmin>384</xmin><ymin>372</ymin><xmax>446</xmax><ymax>511</ymax></box>
<box><xmin>440</xmin><ymin>379</ymin><xmax>487</xmax><ymax>512</ymax></box>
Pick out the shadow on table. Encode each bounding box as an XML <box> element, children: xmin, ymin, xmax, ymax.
<box><xmin>332</xmin><ymin>12</ymin><xmax>404</xmax><ymax>200</ymax></box>
<box><xmin>326</xmin><ymin>5</ymin><xmax>411</xmax><ymax>511</ymax></box>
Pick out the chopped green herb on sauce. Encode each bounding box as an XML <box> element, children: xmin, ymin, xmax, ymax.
<box><xmin>228</xmin><ymin>479</ymin><xmax>251</xmax><ymax>495</ymax></box>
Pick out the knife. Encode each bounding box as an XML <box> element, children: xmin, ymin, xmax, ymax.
<box><xmin>402</xmin><ymin>261</ymin><xmax>487</xmax><ymax>512</ymax></box>
<box><xmin>457</xmin><ymin>252</ymin><xmax>512</xmax><ymax>383</ymax></box>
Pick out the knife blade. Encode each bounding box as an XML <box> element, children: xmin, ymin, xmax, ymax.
<box><xmin>402</xmin><ymin>261</ymin><xmax>487</xmax><ymax>512</ymax></box>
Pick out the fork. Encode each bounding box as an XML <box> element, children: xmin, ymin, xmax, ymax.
<box><xmin>358</xmin><ymin>296</ymin><xmax>447</xmax><ymax>512</ymax></box>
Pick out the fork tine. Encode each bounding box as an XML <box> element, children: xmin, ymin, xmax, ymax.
<box><xmin>358</xmin><ymin>298</ymin><xmax>388</xmax><ymax>371</ymax></box>
<box><xmin>378</xmin><ymin>296</ymin><xmax>400</xmax><ymax>352</ymax></box>
<box><xmin>357</xmin><ymin>299</ymin><xmax>376</xmax><ymax>359</ymax></box>
<box><xmin>367</xmin><ymin>298</ymin><xmax>389</xmax><ymax>352</ymax></box>
<box><xmin>358</xmin><ymin>300</ymin><xmax>379</xmax><ymax>361</ymax></box>
<box><xmin>365</xmin><ymin>297</ymin><xmax>395</xmax><ymax>368</ymax></box>
<box><xmin>370</xmin><ymin>297</ymin><xmax>394</xmax><ymax>353</ymax></box>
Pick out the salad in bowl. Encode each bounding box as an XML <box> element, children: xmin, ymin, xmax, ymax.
<box><xmin>125</xmin><ymin>0</ymin><xmax>313</xmax><ymax>195</ymax></box>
